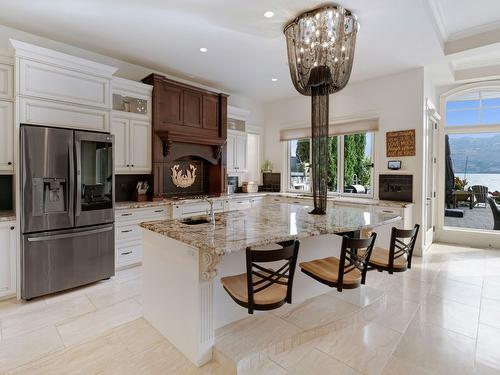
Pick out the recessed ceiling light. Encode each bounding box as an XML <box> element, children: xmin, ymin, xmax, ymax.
<box><xmin>264</xmin><ymin>11</ymin><xmax>274</xmax><ymax>18</ymax></box>
<box><xmin>271</xmin><ymin>78</ymin><xmax>278</xmax><ymax>82</ymax></box>
<box><xmin>199</xmin><ymin>47</ymin><xmax>208</xmax><ymax>53</ymax></box>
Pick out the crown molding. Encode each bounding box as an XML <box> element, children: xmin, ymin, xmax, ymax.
<box><xmin>9</xmin><ymin>39</ymin><xmax>118</xmax><ymax>77</ymax></box>
<box><xmin>423</xmin><ymin>0</ymin><xmax>447</xmax><ymax>46</ymax></box>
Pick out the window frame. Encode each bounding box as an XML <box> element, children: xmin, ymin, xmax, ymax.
<box><xmin>286</xmin><ymin>132</ymin><xmax>375</xmax><ymax>198</ymax></box>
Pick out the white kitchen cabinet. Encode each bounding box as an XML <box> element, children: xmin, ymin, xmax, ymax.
<box><xmin>111</xmin><ymin>116</ymin><xmax>151</xmax><ymax>174</ymax></box>
<box><xmin>227</xmin><ymin>130</ymin><xmax>247</xmax><ymax>173</ymax></box>
<box><xmin>115</xmin><ymin>206</ymin><xmax>169</xmax><ymax>269</ymax></box>
<box><xmin>0</xmin><ymin>63</ymin><xmax>14</xmax><ymax>100</ymax></box>
<box><xmin>20</xmin><ymin>97</ymin><xmax>110</xmax><ymax>132</ymax></box>
<box><xmin>0</xmin><ymin>101</ymin><xmax>14</xmax><ymax>172</ymax></box>
<box><xmin>0</xmin><ymin>221</ymin><xmax>16</xmax><ymax>299</ymax></box>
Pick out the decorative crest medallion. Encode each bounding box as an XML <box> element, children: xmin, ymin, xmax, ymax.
<box><xmin>171</xmin><ymin>164</ymin><xmax>197</xmax><ymax>188</ymax></box>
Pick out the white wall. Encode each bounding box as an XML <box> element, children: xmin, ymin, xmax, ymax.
<box><xmin>263</xmin><ymin>68</ymin><xmax>427</xmax><ymax>253</ymax></box>
<box><xmin>0</xmin><ymin>24</ymin><xmax>265</xmax><ymax>126</ymax></box>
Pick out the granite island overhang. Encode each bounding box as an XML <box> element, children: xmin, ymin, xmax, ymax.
<box><xmin>139</xmin><ymin>202</ymin><xmax>401</xmax><ymax>366</ymax></box>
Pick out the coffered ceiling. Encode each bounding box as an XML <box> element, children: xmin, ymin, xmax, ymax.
<box><xmin>0</xmin><ymin>0</ymin><xmax>499</xmax><ymax>102</ymax></box>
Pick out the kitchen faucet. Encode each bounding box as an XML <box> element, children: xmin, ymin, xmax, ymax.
<box><xmin>203</xmin><ymin>196</ymin><xmax>216</xmax><ymax>224</ymax></box>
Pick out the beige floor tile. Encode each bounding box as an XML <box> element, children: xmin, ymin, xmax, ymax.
<box><xmin>56</xmin><ymin>298</ymin><xmax>142</xmax><ymax>347</ymax></box>
<box><xmin>287</xmin><ymin>348</ymin><xmax>361</xmax><ymax>375</ymax></box>
<box><xmin>42</xmin><ymin>279</ymin><xmax>113</xmax><ymax>306</ymax></box>
<box><xmin>0</xmin><ymin>326</ymin><xmax>63</xmax><ymax>373</ymax></box>
<box><xmin>328</xmin><ymin>285</ymin><xmax>385</xmax><ymax>308</ymax></box>
<box><xmin>269</xmin><ymin>337</ymin><xmax>320</xmax><ymax>370</ymax></box>
<box><xmin>275</xmin><ymin>293</ymin><xmax>359</xmax><ymax>330</ymax></box>
<box><xmin>215</xmin><ymin>313</ymin><xmax>302</xmax><ymax>363</ymax></box>
<box><xmin>316</xmin><ymin>321</ymin><xmax>401</xmax><ymax>375</ymax></box>
<box><xmin>240</xmin><ymin>359</ymin><xmax>288</xmax><ymax>375</ymax></box>
<box><xmin>363</xmin><ymin>295</ymin><xmax>419</xmax><ymax>333</ymax></box>
<box><xmin>6</xmin><ymin>332</ymin><xmax>131</xmax><ymax>375</ymax></box>
<box><xmin>382</xmin><ymin>355</ymin><xmax>434</xmax><ymax>374</ymax></box>
<box><xmin>417</xmin><ymin>294</ymin><xmax>480</xmax><ymax>338</ymax></box>
<box><xmin>102</xmin><ymin>340</ymin><xmax>227</xmax><ymax>375</ymax></box>
<box><xmin>387</xmin><ymin>277</ymin><xmax>432</xmax><ymax>303</ymax></box>
<box><xmin>396</xmin><ymin>264</ymin><xmax>439</xmax><ymax>285</ymax></box>
<box><xmin>112</xmin><ymin>266</ymin><xmax>142</xmax><ymax>284</ymax></box>
<box><xmin>480</xmin><ymin>298</ymin><xmax>500</xmax><ymax>330</ymax></box>
<box><xmin>393</xmin><ymin>317</ymin><xmax>476</xmax><ymax>374</ymax></box>
<box><xmin>1</xmin><ymin>295</ymin><xmax>95</xmax><ymax>339</ymax></box>
<box><xmin>86</xmin><ymin>278</ymin><xmax>142</xmax><ymax>309</ymax></box>
<box><xmin>113</xmin><ymin>318</ymin><xmax>164</xmax><ymax>354</ymax></box>
<box><xmin>476</xmin><ymin>324</ymin><xmax>500</xmax><ymax>373</ymax></box>
<box><xmin>0</xmin><ymin>298</ymin><xmax>47</xmax><ymax>320</ymax></box>
<box><xmin>482</xmin><ymin>280</ymin><xmax>500</xmax><ymax>301</ymax></box>
<box><xmin>430</xmin><ymin>277</ymin><xmax>482</xmax><ymax>308</ymax></box>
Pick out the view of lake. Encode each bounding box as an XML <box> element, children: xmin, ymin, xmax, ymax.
<box><xmin>455</xmin><ymin>173</ymin><xmax>500</xmax><ymax>192</ymax></box>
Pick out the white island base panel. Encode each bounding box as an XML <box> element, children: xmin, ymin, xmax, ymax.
<box><xmin>142</xmin><ymin>220</ymin><xmax>395</xmax><ymax>367</ymax></box>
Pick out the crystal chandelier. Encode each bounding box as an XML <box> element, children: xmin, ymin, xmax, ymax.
<box><xmin>284</xmin><ymin>4</ymin><xmax>359</xmax><ymax>214</ymax></box>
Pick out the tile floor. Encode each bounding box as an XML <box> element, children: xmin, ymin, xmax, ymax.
<box><xmin>0</xmin><ymin>243</ymin><xmax>499</xmax><ymax>374</ymax></box>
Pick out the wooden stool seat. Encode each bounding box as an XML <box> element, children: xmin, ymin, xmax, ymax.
<box><xmin>221</xmin><ymin>272</ymin><xmax>288</xmax><ymax>305</ymax></box>
<box><xmin>299</xmin><ymin>234</ymin><xmax>377</xmax><ymax>292</ymax></box>
<box><xmin>369</xmin><ymin>247</ymin><xmax>407</xmax><ymax>271</ymax></box>
<box><xmin>367</xmin><ymin>225</ymin><xmax>420</xmax><ymax>274</ymax></box>
<box><xmin>220</xmin><ymin>240</ymin><xmax>300</xmax><ymax>314</ymax></box>
<box><xmin>299</xmin><ymin>257</ymin><xmax>362</xmax><ymax>287</ymax></box>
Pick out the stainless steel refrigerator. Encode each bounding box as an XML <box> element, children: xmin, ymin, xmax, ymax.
<box><xmin>20</xmin><ymin>125</ymin><xmax>115</xmax><ymax>300</ymax></box>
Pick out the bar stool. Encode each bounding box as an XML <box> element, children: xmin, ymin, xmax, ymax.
<box><xmin>299</xmin><ymin>233</ymin><xmax>377</xmax><ymax>292</ymax></box>
<box><xmin>220</xmin><ymin>240</ymin><xmax>300</xmax><ymax>314</ymax></box>
<box><xmin>368</xmin><ymin>225</ymin><xmax>420</xmax><ymax>274</ymax></box>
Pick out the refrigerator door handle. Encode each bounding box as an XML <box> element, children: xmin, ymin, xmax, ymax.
<box><xmin>75</xmin><ymin>140</ymin><xmax>82</xmax><ymax>218</ymax></box>
<box><xmin>68</xmin><ymin>143</ymin><xmax>75</xmax><ymax>224</ymax></box>
<box><xmin>27</xmin><ymin>226</ymin><xmax>113</xmax><ymax>242</ymax></box>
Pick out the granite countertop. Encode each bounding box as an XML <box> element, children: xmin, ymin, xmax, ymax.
<box><xmin>0</xmin><ymin>211</ymin><xmax>16</xmax><ymax>222</ymax></box>
<box><xmin>116</xmin><ymin>192</ymin><xmax>411</xmax><ymax>210</ymax></box>
<box><xmin>140</xmin><ymin>202</ymin><xmax>401</xmax><ymax>256</ymax></box>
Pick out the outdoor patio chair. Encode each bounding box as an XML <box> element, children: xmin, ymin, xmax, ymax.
<box><xmin>488</xmin><ymin>198</ymin><xmax>500</xmax><ymax>231</ymax></box>
<box><xmin>472</xmin><ymin>185</ymin><xmax>489</xmax><ymax>208</ymax></box>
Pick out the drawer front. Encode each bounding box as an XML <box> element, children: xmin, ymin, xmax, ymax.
<box><xmin>116</xmin><ymin>242</ymin><xmax>142</xmax><ymax>266</ymax></box>
<box><xmin>115</xmin><ymin>206</ymin><xmax>169</xmax><ymax>223</ymax></box>
<box><xmin>20</xmin><ymin>97</ymin><xmax>109</xmax><ymax>132</ymax></box>
<box><xmin>374</xmin><ymin>206</ymin><xmax>403</xmax><ymax>216</ymax></box>
<box><xmin>179</xmin><ymin>201</ymin><xmax>224</xmax><ymax>217</ymax></box>
<box><xmin>20</xmin><ymin>59</ymin><xmax>110</xmax><ymax>108</ymax></box>
<box><xmin>115</xmin><ymin>224</ymin><xmax>142</xmax><ymax>242</ymax></box>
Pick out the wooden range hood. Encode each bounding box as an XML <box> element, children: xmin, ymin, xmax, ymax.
<box><xmin>142</xmin><ymin>73</ymin><xmax>229</xmax><ymax>197</ymax></box>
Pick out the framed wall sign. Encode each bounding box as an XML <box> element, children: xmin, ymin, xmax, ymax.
<box><xmin>386</xmin><ymin>129</ymin><xmax>416</xmax><ymax>157</ymax></box>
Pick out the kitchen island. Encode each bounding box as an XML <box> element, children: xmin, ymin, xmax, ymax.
<box><xmin>140</xmin><ymin>201</ymin><xmax>401</xmax><ymax>366</ymax></box>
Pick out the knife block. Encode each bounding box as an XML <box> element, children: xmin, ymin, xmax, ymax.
<box><xmin>133</xmin><ymin>192</ymin><xmax>148</xmax><ymax>202</ymax></box>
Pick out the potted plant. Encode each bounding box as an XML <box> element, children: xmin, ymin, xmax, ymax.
<box><xmin>454</xmin><ymin>176</ymin><xmax>468</xmax><ymax>191</ymax></box>
<box><xmin>261</xmin><ymin>160</ymin><xmax>273</xmax><ymax>173</ymax></box>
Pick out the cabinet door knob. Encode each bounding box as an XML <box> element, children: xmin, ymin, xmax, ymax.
<box><xmin>7</xmin><ymin>162</ymin><xmax>12</xmax><ymax>165</ymax></box>
<box><xmin>10</xmin><ymin>226</ymin><xmax>14</xmax><ymax>230</ymax></box>
<box><xmin>131</xmin><ymin>164</ymin><xmax>134</xmax><ymax>167</ymax></box>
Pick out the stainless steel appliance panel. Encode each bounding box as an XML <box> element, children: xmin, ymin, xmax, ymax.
<box><xmin>21</xmin><ymin>125</ymin><xmax>74</xmax><ymax>233</ymax></box>
<box><xmin>74</xmin><ymin>131</ymin><xmax>114</xmax><ymax>227</ymax></box>
<box><xmin>21</xmin><ymin>224</ymin><xmax>114</xmax><ymax>299</ymax></box>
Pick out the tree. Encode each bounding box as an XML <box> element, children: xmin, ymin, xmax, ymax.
<box><xmin>296</xmin><ymin>139</ymin><xmax>310</xmax><ymax>164</ymax></box>
<box><xmin>328</xmin><ymin>137</ymin><xmax>338</xmax><ymax>191</ymax></box>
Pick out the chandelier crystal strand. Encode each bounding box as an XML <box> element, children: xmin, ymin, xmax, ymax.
<box><xmin>284</xmin><ymin>4</ymin><xmax>359</xmax><ymax>214</ymax></box>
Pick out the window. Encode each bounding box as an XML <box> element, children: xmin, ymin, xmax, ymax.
<box><xmin>287</xmin><ymin>132</ymin><xmax>374</xmax><ymax>196</ymax></box>
<box><xmin>443</xmin><ymin>87</ymin><xmax>500</xmax><ymax>232</ymax></box>
<box><xmin>289</xmin><ymin>139</ymin><xmax>311</xmax><ymax>192</ymax></box>
<box><xmin>446</xmin><ymin>90</ymin><xmax>500</xmax><ymax>127</ymax></box>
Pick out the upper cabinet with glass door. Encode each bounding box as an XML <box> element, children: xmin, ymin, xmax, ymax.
<box><xmin>111</xmin><ymin>77</ymin><xmax>153</xmax><ymax>174</ymax></box>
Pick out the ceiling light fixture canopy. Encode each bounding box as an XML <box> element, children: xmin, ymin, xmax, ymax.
<box><xmin>264</xmin><ymin>11</ymin><xmax>274</xmax><ymax>18</ymax></box>
<box><xmin>199</xmin><ymin>47</ymin><xmax>208</xmax><ymax>53</ymax></box>
<box><xmin>284</xmin><ymin>3</ymin><xmax>359</xmax><ymax>215</ymax></box>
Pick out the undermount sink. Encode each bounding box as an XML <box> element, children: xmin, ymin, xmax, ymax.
<box><xmin>181</xmin><ymin>218</ymin><xmax>211</xmax><ymax>225</ymax></box>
